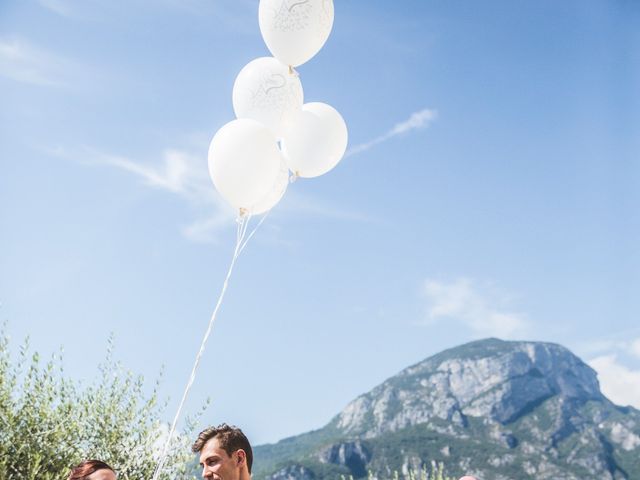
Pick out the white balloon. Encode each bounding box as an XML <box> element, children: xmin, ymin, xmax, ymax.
<box><xmin>232</xmin><ymin>57</ymin><xmax>303</xmax><ymax>138</ymax></box>
<box><xmin>259</xmin><ymin>0</ymin><xmax>334</xmax><ymax>67</ymax></box>
<box><xmin>281</xmin><ymin>102</ymin><xmax>348</xmax><ymax>178</ymax></box>
<box><xmin>208</xmin><ymin>119</ymin><xmax>282</xmax><ymax>210</ymax></box>
<box><xmin>248</xmin><ymin>158</ymin><xmax>289</xmax><ymax>215</ymax></box>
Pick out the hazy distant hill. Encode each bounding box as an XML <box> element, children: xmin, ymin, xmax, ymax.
<box><xmin>253</xmin><ymin>339</ymin><xmax>640</xmax><ymax>480</ymax></box>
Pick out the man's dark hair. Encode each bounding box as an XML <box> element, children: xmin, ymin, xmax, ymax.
<box><xmin>192</xmin><ymin>423</ymin><xmax>253</xmax><ymax>474</ymax></box>
<box><xmin>67</xmin><ymin>460</ymin><xmax>114</xmax><ymax>480</ymax></box>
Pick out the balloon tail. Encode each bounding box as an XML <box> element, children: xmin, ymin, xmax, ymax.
<box><xmin>151</xmin><ymin>214</ymin><xmax>254</xmax><ymax>480</ymax></box>
<box><xmin>288</xmin><ymin>65</ymin><xmax>299</xmax><ymax>77</ymax></box>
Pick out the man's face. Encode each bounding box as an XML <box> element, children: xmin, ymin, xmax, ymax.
<box><xmin>86</xmin><ymin>470</ymin><xmax>116</xmax><ymax>480</ymax></box>
<box><xmin>199</xmin><ymin>437</ymin><xmax>243</xmax><ymax>480</ymax></box>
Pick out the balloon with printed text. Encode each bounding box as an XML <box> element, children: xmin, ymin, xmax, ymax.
<box><xmin>233</xmin><ymin>57</ymin><xmax>304</xmax><ymax>139</ymax></box>
<box><xmin>259</xmin><ymin>0</ymin><xmax>334</xmax><ymax>67</ymax></box>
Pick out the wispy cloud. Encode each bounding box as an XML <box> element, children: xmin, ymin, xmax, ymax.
<box><xmin>51</xmin><ymin>146</ymin><xmax>213</xmax><ymax>199</ymax></box>
<box><xmin>589</xmin><ymin>354</ymin><xmax>640</xmax><ymax>408</ymax></box>
<box><xmin>181</xmin><ymin>213</ymin><xmax>235</xmax><ymax>243</ymax></box>
<box><xmin>576</xmin><ymin>332</ymin><xmax>640</xmax><ymax>360</ymax></box>
<box><xmin>578</xmin><ymin>331</ymin><xmax>640</xmax><ymax>409</ymax></box>
<box><xmin>92</xmin><ymin>149</ymin><xmax>207</xmax><ymax>197</ymax></box>
<box><xmin>345</xmin><ymin>108</ymin><xmax>438</xmax><ymax>158</ymax></box>
<box><xmin>421</xmin><ymin>277</ymin><xmax>530</xmax><ymax>339</ymax></box>
<box><xmin>49</xmin><ymin>145</ymin><xmax>236</xmax><ymax>242</ymax></box>
<box><xmin>0</xmin><ymin>37</ymin><xmax>73</xmax><ymax>87</ymax></box>
<box><xmin>38</xmin><ymin>0</ymin><xmax>75</xmax><ymax>17</ymax></box>
<box><xmin>278</xmin><ymin>190</ymin><xmax>374</xmax><ymax>224</ymax></box>
<box><xmin>37</xmin><ymin>0</ymin><xmax>257</xmax><ymax>32</ymax></box>
<box><xmin>49</xmin><ymin>143</ymin><xmax>372</xmax><ymax>243</ymax></box>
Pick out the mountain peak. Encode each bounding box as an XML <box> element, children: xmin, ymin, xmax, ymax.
<box><xmin>254</xmin><ymin>339</ymin><xmax>639</xmax><ymax>480</ymax></box>
<box><xmin>336</xmin><ymin>338</ymin><xmax>602</xmax><ymax>436</ymax></box>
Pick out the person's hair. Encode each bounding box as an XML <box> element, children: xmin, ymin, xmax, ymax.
<box><xmin>67</xmin><ymin>460</ymin><xmax>115</xmax><ymax>480</ymax></box>
<box><xmin>192</xmin><ymin>423</ymin><xmax>253</xmax><ymax>473</ymax></box>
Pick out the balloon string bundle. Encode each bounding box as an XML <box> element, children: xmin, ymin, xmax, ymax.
<box><xmin>151</xmin><ymin>213</ymin><xmax>263</xmax><ymax>480</ymax></box>
<box><xmin>152</xmin><ymin>1</ymin><xmax>347</xmax><ymax>477</ymax></box>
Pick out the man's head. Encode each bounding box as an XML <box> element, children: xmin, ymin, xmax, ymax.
<box><xmin>192</xmin><ymin>424</ymin><xmax>253</xmax><ymax>480</ymax></box>
<box><xmin>67</xmin><ymin>460</ymin><xmax>116</xmax><ymax>480</ymax></box>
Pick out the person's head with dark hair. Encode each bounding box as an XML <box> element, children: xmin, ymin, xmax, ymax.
<box><xmin>192</xmin><ymin>423</ymin><xmax>253</xmax><ymax>480</ymax></box>
<box><xmin>67</xmin><ymin>460</ymin><xmax>116</xmax><ymax>480</ymax></box>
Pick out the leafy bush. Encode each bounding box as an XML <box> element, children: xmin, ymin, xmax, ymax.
<box><xmin>0</xmin><ymin>327</ymin><xmax>201</xmax><ymax>480</ymax></box>
<box><xmin>339</xmin><ymin>464</ymin><xmax>456</xmax><ymax>480</ymax></box>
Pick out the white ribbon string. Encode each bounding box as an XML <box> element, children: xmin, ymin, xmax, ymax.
<box><xmin>239</xmin><ymin>210</ymin><xmax>270</xmax><ymax>255</ymax></box>
<box><xmin>151</xmin><ymin>214</ymin><xmax>253</xmax><ymax>480</ymax></box>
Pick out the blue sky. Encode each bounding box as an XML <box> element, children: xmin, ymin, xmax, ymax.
<box><xmin>1</xmin><ymin>0</ymin><xmax>639</xmax><ymax>446</ymax></box>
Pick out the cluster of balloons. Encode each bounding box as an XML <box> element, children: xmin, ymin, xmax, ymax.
<box><xmin>208</xmin><ymin>0</ymin><xmax>348</xmax><ymax>215</ymax></box>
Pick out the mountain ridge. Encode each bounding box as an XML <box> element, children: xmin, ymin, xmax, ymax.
<box><xmin>253</xmin><ymin>338</ymin><xmax>640</xmax><ymax>480</ymax></box>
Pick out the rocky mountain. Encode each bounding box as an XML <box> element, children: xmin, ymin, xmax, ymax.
<box><xmin>253</xmin><ymin>339</ymin><xmax>640</xmax><ymax>480</ymax></box>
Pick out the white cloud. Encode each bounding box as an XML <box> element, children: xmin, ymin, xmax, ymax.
<box><xmin>49</xmin><ymin>145</ymin><xmax>236</xmax><ymax>242</ymax></box>
<box><xmin>345</xmin><ymin>108</ymin><xmax>437</xmax><ymax>158</ymax></box>
<box><xmin>421</xmin><ymin>277</ymin><xmax>529</xmax><ymax>339</ymax></box>
<box><xmin>576</xmin><ymin>334</ymin><xmax>640</xmax><ymax>360</ymax></box>
<box><xmin>96</xmin><ymin>148</ymin><xmax>243</xmax><ymax>243</ymax></box>
<box><xmin>93</xmin><ymin>149</ymin><xmax>205</xmax><ymax>196</ymax></box>
<box><xmin>577</xmin><ymin>333</ymin><xmax>640</xmax><ymax>409</ymax></box>
<box><xmin>278</xmin><ymin>190</ymin><xmax>373</xmax><ymax>224</ymax></box>
<box><xmin>0</xmin><ymin>37</ymin><xmax>72</xmax><ymax>87</ymax></box>
<box><xmin>49</xmin><ymin>144</ymin><xmax>372</xmax><ymax>243</ymax></box>
<box><xmin>181</xmin><ymin>213</ymin><xmax>234</xmax><ymax>243</ymax></box>
<box><xmin>38</xmin><ymin>0</ymin><xmax>75</xmax><ymax>17</ymax></box>
<box><xmin>53</xmin><ymin>146</ymin><xmax>216</xmax><ymax>201</ymax></box>
<box><xmin>589</xmin><ymin>354</ymin><xmax>640</xmax><ymax>408</ymax></box>
<box><xmin>92</xmin><ymin>149</ymin><xmax>373</xmax><ymax>240</ymax></box>
<box><xmin>38</xmin><ymin>0</ymin><xmax>257</xmax><ymax>31</ymax></box>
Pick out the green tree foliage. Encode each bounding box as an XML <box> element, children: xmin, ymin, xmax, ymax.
<box><xmin>0</xmin><ymin>328</ymin><xmax>201</xmax><ymax>480</ymax></box>
<box><xmin>339</xmin><ymin>464</ymin><xmax>455</xmax><ymax>480</ymax></box>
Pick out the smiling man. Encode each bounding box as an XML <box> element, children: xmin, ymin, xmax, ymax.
<box><xmin>192</xmin><ymin>424</ymin><xmax>253</xmax><ymax>480</ymax></box>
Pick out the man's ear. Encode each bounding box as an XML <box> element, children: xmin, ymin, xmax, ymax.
<box><xmin>236</xmin><ymin>449</ymin><xmax>246</xmax><ymax>467</ymax></box>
